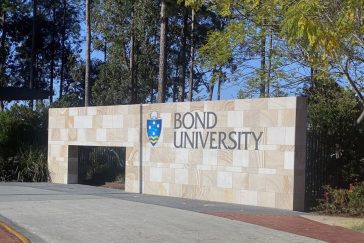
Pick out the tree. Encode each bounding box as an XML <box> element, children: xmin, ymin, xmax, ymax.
<box><xmin>29</xmin><ymin>0</ymin><xmax>37</xmax><ymax>107</ymax></box>
<box><xmin>199</xmin><ymin>20</ymin><xmax>243</xmax><ymax>99</ymax></box>
<box><xmin>177</xmin><ymin>6</ymin><xmax>188</xmax><ymax>102</ymax></box>
<box><xmin>0</xmin><ymin>0</ymin><xmax>81</xmax><ymax>106</ymax></box>
<box><xmin>49</xmin><ymin>5</ymin><xmax>56</xmax><ymax>104</ymax></box>
<box><xmin>280</xmin><ymin>0</ymin><xmax>364</xmax><ymax>104</ymax></box>
<box><xmin>188</xmin><ymin>8</ymin><xmax>195</xmax><ymax>101</ymax></box>
<box><xmin>85</xmin><ymin>0</ymin><xmax>91</xmax><ymax>106</ymax></box>
<box><xmin>305</xmin><ymin>77</ymin><xmax>364</xmax><ymax>183</ymax></box>
<box><xmin>91</xmin><ymin>0</ymin><xmax>215</xmax><ymax>104</ymax></box>
<box><xmin>196</xmin><ymin>0</ymin><xmax>304</xmax><ymax>99</ymax></box>
<box><xmin>157</xmin><ymin>0</ymin><xmax>168</xmax><ymax>103</ymax></box>
<box><xmin>59</xmin><ymin>0</ymin><xmax>67</xmax><ymax>99</ymax></box>
<box><xmin>129</xmin><ymin>8</ymin><xmax>137</xmax><ymax>104</ymax></box>
<box><xmin>0</xmin><ymin>0</ymin><xmax>14</xmax><ymax>110</ymax></box>
<box><xmin>182</xmin><ymin>0</ymin><xmax>203</xmax><ymax>101</ymax></box>
<box><xmin>91</xmin><ymin>0</ymin><xmax>160</xmax><ymax>105</ymax></box>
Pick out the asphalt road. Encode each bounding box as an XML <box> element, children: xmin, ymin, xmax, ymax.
<box><xmin>0</xmin><ymin>183</ymin><xmax>323</xmax><ymax>243</ymax></box>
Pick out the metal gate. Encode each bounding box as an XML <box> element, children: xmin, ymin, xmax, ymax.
<box><xmin>78</xmin><ymin>146</ymin><xmax>125</xmax><ymax>185</ymax></box>
<box><xmin>305</xmin><ymin>130</ymin><xmax>344</xmax><ymax>210</ymax></box>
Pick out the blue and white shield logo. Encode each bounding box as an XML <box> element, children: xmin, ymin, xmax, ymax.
<box><xmin>147</xmin><ymin>112</ymin><xmax>162</xmax><ymax>146</ymax></box>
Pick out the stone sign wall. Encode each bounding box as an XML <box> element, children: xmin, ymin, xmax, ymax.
<box><xmin>48</xmin><ymin>97</ymin><xmax>307</xmax><ymax>210</ymax></box>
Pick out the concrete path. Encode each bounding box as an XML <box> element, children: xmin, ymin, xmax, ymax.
<box><xmin>0</xmin><ymin>183</ymin><xmax>322</xmax><ymax>243</ymax></box>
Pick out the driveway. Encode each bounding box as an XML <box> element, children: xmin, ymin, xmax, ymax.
<box><xmin>0</xmin><ymin>183</ymin><xmax>322</xmax><ymax>243</ymax></box>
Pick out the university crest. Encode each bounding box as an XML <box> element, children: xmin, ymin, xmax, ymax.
<box><xmin>147</xmin><ymin>112</ymin><xmax>162</xmax><ymax>146</ymax></box>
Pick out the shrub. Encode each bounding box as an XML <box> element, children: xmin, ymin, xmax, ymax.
<box><xmin>18</xmin><ymin>148</ymin><xmax>49</xmax><ymax>182</ymax></box>
<box><xmin>348</xmin><ymin>182</ymin><xmax>364</xmax><ymax>214</ymax></box>
<box><xmin>306</xmin><ymin>78</ymin><xmax>364</xmax><ymax>185</ymax></box>
<box><xmin>0</xmin><ymin>148</ymin><xmax>48</xmax><ymax>182</ymax></box>
<box><xmin>0</xmin><ymin>156</ymin><xmax>19</xmax><ymax>181</ymax></box>
<box><xmin>314</xmin><ymin>182</ymin><xmax>364</xmax><ymax>217</ymax></box>
<box><xmin>0</xmin><ymin>105</ymin><xmax>48</xmax><ymax>182</ymax></box>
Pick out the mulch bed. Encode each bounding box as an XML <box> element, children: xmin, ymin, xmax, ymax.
<box><xmin>0</xmin><ymin>224</ymin><xmax>24</xmax><ymax>243</ymax></box>
<box><xmin>204</xmin><ymin>212</ymin><xmax>364</xmax><ymax>243</ymax></box>
<box><xmin>100</xmin><ymin>182</ymin><xmax>125</xmax><ymax>190</ymax></box>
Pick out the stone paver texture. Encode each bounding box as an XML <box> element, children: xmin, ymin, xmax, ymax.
<box><xmin>0</xmin><ymin>224</ymin><xmax>23</xmax><ymax>243</ymax></box>
<box><xmin>205</xmin><ymin>212</ymin><xmax>364</xmax><ymax>243</ymax></box>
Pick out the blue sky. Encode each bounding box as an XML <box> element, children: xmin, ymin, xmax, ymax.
<box><xmin>84</xmin><ymin>48</ymin><xmax>240</xmax><ymax>102</ymax></box>
<box><xmin>65</xmin><ymin>19</ymin><xmax>311</xmax><ymax>105</ymax></box>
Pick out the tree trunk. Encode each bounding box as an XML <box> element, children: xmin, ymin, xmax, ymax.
<box><xmin>310</xmin><ymin>67</ymin><xmax>315</xmax><ymax>90</ymax></box>
<box><xmin>0</xmin><ymin>11</ymin><xmax>6</xmax><ymax>110</ymax></box>
<box><xmin>85</xmin><ymin>0</ymin><xmax>91</xmax><ymax>106</ymax></box>
<box><xmin>30</xmin><ymin>0</ymin><xmax>37</xmax><ymax>90</ymax></box>
<box><xmin>266</xmin><ymin>27</ymin><xmax>273</xmax><ymax>97</ymax></box>
<box><xmin>29</xmin><ymin>0</ymin><xmax>37</xmax><ymax>108</ymax></box>
<box><xmin>178</xmin><ymin>7</ymin><xmax>188</xmax><ymax>102</ymax></box>
<box><xmin>60</xmin><ymin>0</ymin><xmax>67</xmax><ymax>99</ymax></box>
<box><xmin>208</xmin><ymin>67</ymin><xmax>216</xmax><ymax>101</ymax></box>
<box><xmin>50</xmin><ymin>8</ymin><xmax>56</xmax><ymax>104</ymax></box>
<box><xmin>188</xmin><ymin>8</ymin><xmax>195</xmax><ymax>102</ymax></box>
<box><xmin>150</xmin><ymin>83</ymin><xmax>155</xmax><ymax>103</ymax></box>
<box><xmin>104</xmin><ymin>38</ymin><xmax>107</xmax><ymax>62</ymax></box>
<box><xmin>342</xmin><ymin>60</ymin><xmax>364</xmax><ymax>103</ymax></box>
<box><xmin>173</xmin><ymin>55</ymin><xmax>179</xmax><ymax>102</ymax></box>
<box><xmin>208</xmin><ymin>81</ymin><xmax>214</xmax><ymax>101</ymax></box>
<box><xmin>259</xmin><ymin>26</ymin><xmax>266</xmax><ymax>98</ymax></box>
<box><xmin>157</xmin><ymin>0</ymin><xmax>168</xmax><ymax>103</ymax></box>
<box><xmin>130</xmin><ymin>11</ymin><xmax>137</xmax><ymax>104</ymax></box>
<box><xmin>217</xmin><ymin>69</ymin><xmax>222</xmax><ymax>100</ymax></box>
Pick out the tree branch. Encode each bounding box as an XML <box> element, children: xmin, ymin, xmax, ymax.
<box><xmin>339</xmin><ymin>59</ymin><xmax>364</xmax><ymax>103</ymax></box>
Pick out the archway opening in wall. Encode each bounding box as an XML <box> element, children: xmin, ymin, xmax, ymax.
<box><xmin>77</xmin><ymin>146</ymin><xmax>126</xmax><ymax>189</ymax></box>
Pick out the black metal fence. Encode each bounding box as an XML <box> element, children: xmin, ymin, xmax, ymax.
<box><xmin>305</xmin><ymin>130</ymin><xmax>344</xmax><ymax>210</ymax></box>
<box><xmin>78</xmin><ymin>146</ymin><xmax>125</xmax><ymax>185</ymax></box>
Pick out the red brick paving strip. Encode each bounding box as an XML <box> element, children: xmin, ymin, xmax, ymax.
<box><xmin>204</xmin><ymin>212</ymin><xmax>364</xmax><ymax>243</ymax></box>
<box><xmin>0</xmin><ymin>224</ymin><xmax>23</xmax><ymax>243</ymax></box>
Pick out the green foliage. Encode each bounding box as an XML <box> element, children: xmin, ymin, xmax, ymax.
<box><xmin>0</xmin><ymin>105</ymin><xmax>47</xmax><ymax>158</ymax></box>
<box><xmin>280</xmin><ymin>0</ymin><xmax>364</xmax><ymax>102</ymax></box>
<box><xmin>0</xmin><ymin>147</ymin><xmax>48</xmax><ymax>182</ymax></box>
<box><xmin>17</xmin><ymin>148</ymin><xmax>49</xmax><ymax>182</ymax></box>
<box><xmin>199</xmin><ymin>22</ymin><xmax>244</xmax><ymax>68</ymax></box>
<box><xmin>281</xmin><ymin>0</ymin><xmax>336</xmax><ymax>56</ymax></box>
<box><xmin>348</xmin><ymin>182</ymin><xmax>364</xmax><ymax>212</ymax></box>
<box><xmin>314</xmin><ymin>183</ymin><xmax>364</xmax><ymax>217</ymax></box>
<box><xmin>0</xmin><ymin>106</ymin><xmax>48</xmax><ymax>182</ymax></box>
<box><xmin>92</xmin><ymin>61</ymin><xmax>131</xmax><ymax>105</ymax></box>
<box><xmin>352</xmin><ymin>222</ymin><xmax>364</xmax><ymax>233</ymax></box>
<box><xmin>181</xmin><ymin>0</ymin><xmax>204</xmax><ymax>9</ymax></box>
<box><xmin>281</xmin><ymin>0</ymin><xmax>364</xmax><ymax>57</ymax></box>
<box><xmin>307</xmin><ymin>79</ymin><xmax>360</xmax><ymax>134</ymax></box>
<box><xmin>306</xmin><ymin>78</ymin><xmax>364</xmax><ymax>184</ymax></box>
<box><xmin>91</xmin><ymin>0</ymin><xmax>159</xmax><ymax>104</ymax></box>
<box><xmin>51</xmin><ymin>93</ymin><xmax>84</xmax><ymax>108</ymax></box>
<box><xmin>1</xmin><ymin>0</ymin><xmax>81</xmax><ymax>95</ymax></box>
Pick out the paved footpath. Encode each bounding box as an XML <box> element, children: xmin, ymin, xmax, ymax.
<box><xmin>0</xmin><ymin>183</ymin><xmax>357</xmax><ymax>243</ymax></box>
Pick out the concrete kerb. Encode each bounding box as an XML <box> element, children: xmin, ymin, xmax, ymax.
<box><xmin>0</xmin><ymin>214</ymin><xmax>46</xmax><ymax>243</ymax></box>
<box><xmin>0</xmin><ymin>221</ymin><xmax>30</xmax><ymax>243</ymax></box>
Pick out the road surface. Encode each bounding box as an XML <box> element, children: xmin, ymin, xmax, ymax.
<box><xmin>0</xmin><ymin>183</ymin><xmax>322</xmax><ymax>243</ymax></box>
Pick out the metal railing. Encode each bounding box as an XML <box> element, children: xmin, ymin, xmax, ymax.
<box><xmin>305</xmin><ymin>130</ymin><xmax>344</xmax><ymax>210</ymax></box>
